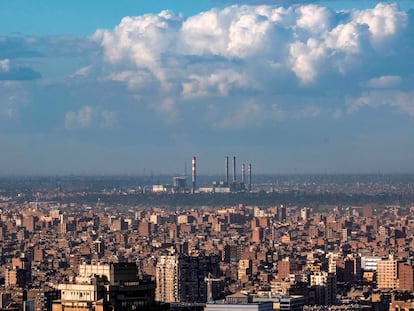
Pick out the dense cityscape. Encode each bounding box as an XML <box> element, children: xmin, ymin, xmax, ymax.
<box><xmin>1</xmin><ymin>158</ymin><xmax>414</xmax><ymax>311</ymax></box>
<box><xmin>2</xmin><ymin>0</ymin><xmax>414</xmax><ymax>310</ymax></box>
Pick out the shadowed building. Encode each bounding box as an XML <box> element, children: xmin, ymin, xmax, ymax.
<box><xmin>52</xmin><ymin>262</ymin><xmax>164</xmax><ymax>311</ymax></box>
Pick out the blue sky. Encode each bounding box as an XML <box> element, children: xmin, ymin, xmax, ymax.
<box><xmin>1</xmin><ymin>0</ymin><xmax>414</xmax><ymax>175</ymax></box>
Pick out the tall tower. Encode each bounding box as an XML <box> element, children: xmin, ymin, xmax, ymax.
<box><xmin>241</xmin><ymin>163</ymin><xmax>245</xmax><ymax>185</ymax></box>
<box><xmin>192</xmin><ymin>156</ymin><xmax>196</xmax><ymax>193</ymax></box>
<box><xmin>232</xmin><ymin>156</ymin><xmax>236</xmax><ymax>185</ymax></box>
<box><xmin>225</xmin><ymin>156</ymin><xmax>229</xmax><ymax>186</ymax></box>
<box><xmin>156</xmin><ymin>255</ymin><xmax>180</xmax><ymax>303</ymax></box>
<box><xmin>248</xmin><ymin>163</ymin><xmax>252</xmax><ymax>191</ymax></box>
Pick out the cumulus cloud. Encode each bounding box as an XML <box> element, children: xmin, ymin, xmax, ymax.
<box><xmin>349</xmin><ymin>90</ymin><xmax>414</xmax><ymax>116</ymax></box>
<box><xmin>65</xmin><ymin>106</ymin><xmax>118</xmax><ymax>130</ymax></box>
<box><xmin>0</xmin><ymin>58</ymin><xmax>41</xmax><ymax>81</ymax></box>
<box><xmin>65</xmin><ymin>106</ymin><xmax>95</xmax><ymax>130</ymax></box>
<box><xmin>0</xmin><ymin>81</ymin><xmax>30</xmax><ymax>119</ymax></box>
<box><xmin>365</xmin><ymin>75</ymin><xmax>402</xmax><ymax>89</ymax></box>
<box><xmin>92</xmin><ymin>3</ymin><xmax>414</xmax><ymax>126</ymax></box>
<box><xmin>182</xmin><ymin>69</ymin><xmax>252</xmax><ymax>99</ymax></box>
<box><xmin>0</xmin><ymin>59</ymin><xmax>10</xmax><ymax>71</ymax></box>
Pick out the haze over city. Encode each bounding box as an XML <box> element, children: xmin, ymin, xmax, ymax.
<box><xmin>4</xmin><ymin>2</ymin><xmax>414</xmax><ymax>311</ymax></box>
<box><xmin>1</xmin><ymin>0</ymin><xmax>414</xmax><ymax>175</ymax></box>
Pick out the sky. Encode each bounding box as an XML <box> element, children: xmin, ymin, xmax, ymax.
<box><xmin>1</xmin><ymin>0</ymin><xmax>414</xmax><ymax>175</ymax></box>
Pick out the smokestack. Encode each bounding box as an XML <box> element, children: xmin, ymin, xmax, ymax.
<box><xmin>248</xmin><ymin>163</ymin><xmax>252</xmax><ymax>191</ymax></box>
<box><xmin>192</xmin><ymin>156</ymin><xmax>196</xmax><ymax>192</ymax></box>
<box><xmin>233</xmin><ymin>156</ymin><xmax>236</xmax><ymax>184</ymax></box>
<box><xmin>242</xmin><ymin>163</ymin><xmax>245</xmax><ymax>185</ymax></box>
<box><xmin>225</xmin><ymin>156</ymin><xmax>229</xmax><ymax>186</ymax></box>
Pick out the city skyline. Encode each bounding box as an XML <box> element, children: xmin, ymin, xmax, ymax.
<box><xmin>1</xmin><ymin>0</ymin><xmax>414</xmax><ymax>175</ymax></box>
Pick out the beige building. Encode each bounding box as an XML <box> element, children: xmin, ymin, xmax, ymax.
<box><xmin>238</xmin><ymin>259</ymin><xmax>252</xmax><ymax>281</ymax></box>
<box><xmin>377</xmin><ymin>255</ymin><xmax>397</xmax><ymax>289</ymax></box>
<box><xmin>53</xmin><ymin>262</ymin><xmax>156</xmax><ymax>311</ymax></box>
<box><xmin>390</xmin><ymin>296</ymin><xmax>414</xmax><ymax>311</ymax></box>
<box><xmin>155</xmin><ymin>255</ymin><xmax>179</xmax><ymax>303</ymax></box>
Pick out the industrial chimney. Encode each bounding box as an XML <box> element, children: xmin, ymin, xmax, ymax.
<box><xmin>225</xmin><ymin>156</ymin><xmax>229</xmax><ymax>186</ymax></box>
<box><xmin>242</xmin><ymin>163</ymin><xmax>245</xmax><ymax>185</ymax></box>
<box><xmin>192</xmin><ymin>156</ymin><xmax>196</xmax><ymax>193</ymax></box>
<box><xmin>233</xmin><ymin>156</ymin><xmax>236</xmax><ymax>185</ymax></box>
<box><xmin>248</xmin><ymin>163</ymin><xmax>252</xmax><ymax>191</ymax></box>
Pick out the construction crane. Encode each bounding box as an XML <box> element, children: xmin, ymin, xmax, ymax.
<box><xmin>204</xmin><ymin>272</ymin><xmax>221</xmax><ymax>302</ymax></box>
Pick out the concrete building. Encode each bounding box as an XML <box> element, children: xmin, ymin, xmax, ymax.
<box><xmin>361</xmin><ymin>256</ymin><xmax>381</xmax><ymax>271</ymax></box>
<box><xmin>279</xmin><ymin>296</ymin><xmax>305</xmax><ymax>311</ymax></box>
<box><xmin>238</xmin><ymin>259</ymin><xmax>252</xmax><ymax>281</ymax></box>
<box><xmin>397</xmin><ymin>261</ymin><xmax>414</xmax><ymax>291</ymax></box>
<box><xmin>205</xmin><ymin>302</ymin><xmax>273</xmax><ymax>311</ymax></box>
<box><xmin>309</xmin><ymin>272</ymin><xmax>336</xmax><ymax>306</ymax></box>
<box><xmin>155</xmin><ymin>253</ymin><xmax>221</xmax><ymax>304</ymax></box>
<box><xmin>390</xmin><ymin>296</ymin><xmax>414</xmax><ymax>311</ymax></box>
<box><xmin>53</xmin><ymin>262</ymin><xmax>157</xmax><ymax>311</ymax></box>
<box><xmin>377</xmin><ymin>255</ymin><xmax>397</xmax><ymax>289</ymax></box>
<box><xmin>155</xmin><ymin>255</ymin><xmax>179</xmax><ymax>303</ymax></box>
<box><xmin>206</xmin><ymin>293</ymin><xmax>273</xmax><ymax>311</ymax></box>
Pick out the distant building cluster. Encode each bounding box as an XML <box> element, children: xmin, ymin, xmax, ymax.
<box><xmin>1</xmin><ymin>184</ymin><xmax>414</xmax><ymax>310</ymax></box>
<box><xmin>151</xmin><ymin>156</ymin><xmax>253</xmax><ymax>194</ymax></box>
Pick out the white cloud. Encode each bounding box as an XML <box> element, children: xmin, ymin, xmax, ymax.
<box><xmin>365</xmin><ymin>75</ymin><xmax>402</xmax><ymax>89</ymax></box>
<box><xmin>0</xmin><ymin>81</ymin><xmax>29</xmax><ymax>119</ymax></box>
<box><xmin>152</xmin><ymin>97</ymin><xmax>178</xmax><ymax>123</ymax></box>
<box><xmin>65</xmin><ymin>106</ymin><xmax>118</xmax><ymax>130</ymax></box>
<box><xmin>94</xmin><ymin>11</ymin><xmax>182</xmax><ymax>88</ymax></box>
<box><xmin>0</xmin><ymin>59</ymin><xmax>10</xmax><ymax>72</ymax></box>
<box><xmin>289</xmin><ymin>38</ymin><xmax>326</xmax><ymax>84</ymax></box>
<box><xmin>65</xmin><ymin>106</ymin><xmax>94</xmax><ymax>130</ymax></box>
<box><xmin>182</xmin><ymin>69</ymin><xmax>252</xmax><ymax>99</ymax></box>
<box><xmin>92</xmin><ymin>3</ymin><xmax>414</xmax><ymax>126</ymax></box>
<box><xmin>351</xmin><ymin>3</ymin><xmax>407</xmax><ymax>42</ymax></box>
<box><xmin>296</xmin><ymin>5</ymin><xmax>334</xmax><ymax>35</ymax></box>
<box><xmin>70</xmin><ymin>65</ymin><xmax>92</xmax><ymax>78</ymax></box>
<box><xmin>349</xmin><ymin>90</ymin><xmax>414</xmax><ymax>116</ymax></box>
<box><xmin>0</xmin><ymin>58</ymin><xmax>41</xmax><ymax>80</ymax></box>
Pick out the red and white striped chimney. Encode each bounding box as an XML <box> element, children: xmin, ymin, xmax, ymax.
<box><xmin>192</xmin><ymin>156</ymin><xmax>196</xmax><ymax>192</ymax></box>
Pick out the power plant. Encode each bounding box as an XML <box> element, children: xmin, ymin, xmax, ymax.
<box><xmin>152</xmin><ymin>155</ymin><xmax>253</xmax><ymax>193</ymax></box>
<box><xmin>187</xmin><ymin>155</ymin><xmax>253</xmax><ymax>193</ymax></box>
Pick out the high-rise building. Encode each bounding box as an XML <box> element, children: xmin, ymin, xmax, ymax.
<box><xmin>224</xmin><ymin>244</ymin><xmax>241</xmax><ymax>263</ymax></box>
<box><xmin>377</xmin><ymin>255</ymin><xmax>397</xmax><ymax>289</ymax></box>
<box><xmin>238</xmin><ymin>259</ymin><xmax>252</xmax><ymax>281</ymax></box>
<box><xmin>278</xmin><ymin>258</ymin><xmax>292</xmax><ymax>281</ymax></box>
<box><xmin>398</xmin><ymin>261</ymin><xmax>414</xmax><ymax>291</ymax></box>
<box><xmin>252</xmin><ymin>227</ymin><xmax>263</xmax><ymax>243</ymax></box>
<box><xmin>155</xmin><ymin>253</ymin><xmax>221</xmax><ymax>304</ymax></box>
<box><xmin>155</xmin><ymin>255</ymin><xmax>179</xmax><ymax>303</ymax></box>
<box><xmin>277</xmin><ymin>205</ymin><xmax>287</xmax><ymax>222</ymax></box>
<box><xmin>309</xmin><ymin>272</ymin><xmax>336</xmax><ymax>306</ymax></box>
<box><xmin>362</xmin><ymin>205</ymin><xmax>373</xmax><ymax>218</ymax></box>
<box><xmin>22</xmin><ymin>215</ymin><xmax>35</xmax><ymax>232</ymax></box>
<box><xmin>53</xmin><ymin>262</ymin><xmax>158</xmax><ymax>311</ymax></box>
<box><xmin>300</xmin><ymin>208</ymin><xmax>310</xmax><ymax>222</ymax></box>
<box><xmin>344</xmin><ymin>258</ymin><xmax>355</xmax><ymax>283</ymax></box>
